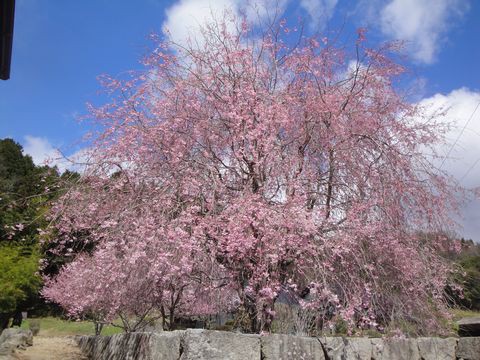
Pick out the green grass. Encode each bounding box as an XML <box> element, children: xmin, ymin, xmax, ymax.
<box><xmin>17</xmin><ymin>310</ymin><xmax>479</xmax><ymax>337</ymax></box>
<box><xmin>20</xmin><ymin>317</ymin><xmax>123</xmax><ymax>336</ymax></box>
<box><xmin>449</xmin><ymin>308</ymin><xmax>480</xmax><ymax>334</ymax></box>
<box><xmin>450</xmin><ymin>308</ymin><xmax>480</xmax><ymax>322</ymax></box>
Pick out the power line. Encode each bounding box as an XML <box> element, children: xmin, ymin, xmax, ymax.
<box><xmin>440</xmin><ymin>100</ymin><xmax>480</xmax><ymax>169</ymax></box>
<box><xmin>460</xmin><ymin>157</ymin><xmax>480</xmax><ymax>182</ymax></box>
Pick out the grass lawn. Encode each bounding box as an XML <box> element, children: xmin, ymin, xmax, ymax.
<box><xmin>15</xmin><ymin>310</ymin><xmax>480</xmax><ymax>337</ymax></box>
<box><xmin>20</xmin><ymin>317</ymin><xmax>123</xmax><ymax>336</ymax></box>
<box><xmin>451</xmin><ymin>308</ymin><xmax>480</xmax><ymax>322</ymax></box>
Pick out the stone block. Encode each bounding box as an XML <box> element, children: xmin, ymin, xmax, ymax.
<box><xmin>77</xmin><ymin>332</ymin><xmax>158</xmax><ymax>360</ymax></box>
<box><xmin>371</xmin><ymin>338</ymin><xmax>420</xmax><ymax>360</ymax></box>
<box><xmin>261</xmin><ymin>333</ymin><xmax>324</xmax><ymax>360</ymax></box>
<box><xmin>180</xmin><ymin>329</ymin><xmax>260</xmax><ymax>360</ymax></box>
<box><xmin>0</xmin><ymin>328</ymin><xmax>33</xmax><ymax>357</ymax></box>
<box><xmin>458</xmin><ymin>317</ymin><xmax>480</xmax><ymax>337</ymax></box>
<box><xmin>317</xmin><ymin>337</ymin><xmax>345</xmax><ymax>359</ymax></box>
<box><xmin>417</xmin><ymin>337</ymin><xmax>457</xmax><ymax>360</ymax></box>
<box><xmin>343</xmin><ymin>337</ymin><xmax>373</xmax><ymax>359</ymax></box>
<box><xmin>149</xmin><ymin>331</ymin><xmax>182</xmax><ymax>360</ymax></box>
<box><xmin>457</xmin><ymin>337</ymin><xmax>480</xmax><ymax>360</ymax></box>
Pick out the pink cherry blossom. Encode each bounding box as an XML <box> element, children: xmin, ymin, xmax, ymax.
<box><xmin>43</xmin><ymin>17</ymin><xmax>465</xmax><ymax>335</ymax></box>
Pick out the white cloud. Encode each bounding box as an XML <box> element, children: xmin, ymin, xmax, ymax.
<box><xmin>418</xmin><ymin>88</ymin><xmax>480</xmax><ymax>187</ymax></box>
<box><xmin>23</xmin><ymin>135</ymin><xmax>88</xmax><ymax>173</ymax></box>
<box><xmin>162</xmin><ymin>0</ymin><xmax>290</xmax><ymax>46</ymax></box>
<box><xmin>379</xmin><ymin>0</ymin><xmax>469</xmax><ymax>64</ymax></box>
<box><xmin>418</xmin><ymin>88</ymin><xmax>480</xmax><ymax>240</ymax></box>
<box><xmin>163</xmin><ymin>0</ymin><xmax>237</xmax><ymax>46</ymax></box>
<box><xmin>23</xmin><ymin>135</ymin><xmax>59</xmax><ymax>166</ymax></box>
<box><xmin>162</xmin><ymin>0</ymin><xmax>340</xmax><ymax>47</ymax></box>
<box><xmin>300</xmin><ymin>0</ymin><xmax>338</xmax><ymax>30</ymax></box>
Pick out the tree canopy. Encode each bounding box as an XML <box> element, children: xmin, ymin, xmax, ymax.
<box><xmin>43</xmin><ymin>18</ymin><xmax>464</xmax><ymax>335</ymax></box>
<box><xmin>0</xmin><ymin>138</ymin><xmax>68</xmax><ymax>329</ymax></box>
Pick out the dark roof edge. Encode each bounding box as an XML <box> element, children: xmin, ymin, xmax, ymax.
<box><xmin>1</xmin><ymin>0</ymin><xmax>15</xmax><ymax>80</ymax></box>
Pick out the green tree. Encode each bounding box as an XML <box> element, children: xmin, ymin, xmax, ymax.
<box><xmin>456</xmin><ymin>240</ymin><xmax>480</xmax><ymax>310</ymax></box>
<box><xmin>0</xmin><ymin>244</ymin><xmax>41</xmax><ymax>329</ymax></box>
<box><xmin>0</xmin><ymin>138</ymin><xmax>60</xmax><ymax>245</ymax></box>
<box><xmin>0</xmin><ymin>138</ymin><xmax>64</xmax><ymax>329</ymax></box>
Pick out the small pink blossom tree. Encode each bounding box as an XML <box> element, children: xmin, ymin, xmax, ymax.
<box><xmin>43</xmin><ymin>17</ymin><xmax>462</xmax><ymax>334</ymax></box>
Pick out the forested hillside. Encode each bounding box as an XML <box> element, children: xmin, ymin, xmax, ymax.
<box><xmin>0</xmin><ymin>138</ymin><xmax>76</xmax><ymax>330</ymax></box>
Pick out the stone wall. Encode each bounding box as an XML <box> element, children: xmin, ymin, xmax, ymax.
<box><xmin>0</xmin><ymin>328</ymin><xmax>33</xmax><ymax>359</ymax></box>
<box><xmin>76</xmin><ymin>329</ymin><xmax>480</xmax><ymax>360</ymax></box>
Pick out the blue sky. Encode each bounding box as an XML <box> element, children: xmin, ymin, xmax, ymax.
<box><xmin>1</xmin><ymin>0</ymin><xmax>479</xmax><ymax>239</ymax></box>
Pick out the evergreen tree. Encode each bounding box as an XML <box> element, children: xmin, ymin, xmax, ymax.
<box><xmin>0</xmin><ymin>138</ymin><xmax>66</xmax><ymax>329</ymax></box>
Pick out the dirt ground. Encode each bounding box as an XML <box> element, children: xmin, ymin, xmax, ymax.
<box><xmin>14</xmin><ymin>336</ymin><xmax>87</xmax><ymax>360</ymax></box>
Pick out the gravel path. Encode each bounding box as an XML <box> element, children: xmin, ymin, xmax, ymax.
<box><xmin>14</xmin><ymin>336</ymin><xmax>87</xmax><ymax>360</ymax></box>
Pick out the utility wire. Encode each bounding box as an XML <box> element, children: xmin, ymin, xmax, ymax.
<box><xmin>440</xmin><ymin>100</ymin><xmax>480</xmax><ymax>169</ymax></box>
<box><xmin>460</xmin><ymin>157</ymin><xmax>480</xmax><ymax>182</ymax></box>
